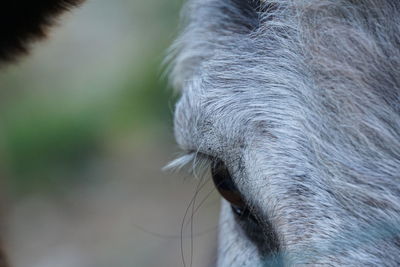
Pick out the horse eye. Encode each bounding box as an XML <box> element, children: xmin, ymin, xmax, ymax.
<box><xmin>211</xmin><ymin>159</ymin><xmax>247</xmax><ymax>212</ymax></box>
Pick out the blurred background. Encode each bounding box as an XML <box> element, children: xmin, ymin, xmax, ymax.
<box><xmin>0</xmin><ymin>0</ymin><xmax>220</xmax><ymax>266</ymax></box>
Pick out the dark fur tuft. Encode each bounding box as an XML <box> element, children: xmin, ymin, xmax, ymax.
<box><xmin>0</xmin><ymin>0</ymin><xmax>84</xmax><ymax>63</ymax></box>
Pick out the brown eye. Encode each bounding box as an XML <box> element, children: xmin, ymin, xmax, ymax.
<box><xmin>211</xmin><ymin>159</ymin><xmax>247</xmax><ymax>211</ymax></box>
<box><xmin>211</xmin><ymin>159</ymin><xmax>262</xmax><ymax>228</ymax></box>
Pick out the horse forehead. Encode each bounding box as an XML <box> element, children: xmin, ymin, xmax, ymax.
<box><xmin>175</xmin><ymin>84</ymin><xmax>242</xmax><ymax>153</ymax></box>
<box><xmin>173</xmin><ymin>65</ymin><xmax>281</xmax><ymax>158</ymax></box>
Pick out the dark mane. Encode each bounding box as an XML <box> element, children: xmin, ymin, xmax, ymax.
<box><xmin>0</xmin><ymin>0</ymin><xmax>84</xmax><ymax>63</ymax></box>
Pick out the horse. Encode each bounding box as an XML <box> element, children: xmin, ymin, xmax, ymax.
<box><xmin>169</xmin><ymin>0</ymin><xmax>400</xmax><ymax>265</ymax></box>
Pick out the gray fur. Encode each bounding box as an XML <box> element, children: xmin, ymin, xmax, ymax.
<box><xmin>169</xmin><ymin>0</ymin><xmax>400</xmax><ymax>265</ymax></box>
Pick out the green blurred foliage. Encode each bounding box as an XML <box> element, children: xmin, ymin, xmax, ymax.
<box><xmin>2</xmin><ymin>103</ymin><xmax>102</xmax><ymax>192</ymax></box>
<box><xmin>0</xmin><ymin>0</ymin><xmax>183</xmax><ymax>194</ymax></box>
<box><xmin>110</xmin><ymin>60</ymin><xmax>177</xmax><ymax>132</ymax></box>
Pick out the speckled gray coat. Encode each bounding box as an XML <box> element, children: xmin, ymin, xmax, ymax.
<box><xmin>170</xmin><ymin>0</ymin><xmax>400</xmax><ymax>266</ymax></box>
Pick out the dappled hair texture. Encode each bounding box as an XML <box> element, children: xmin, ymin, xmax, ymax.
<box><xmin>170</xmin><ymin>0</ymin><xmax>400</xmax><ymax>265</ymax></box>
<box><xmin>0</xmin><ymin>0</ymin><xmax>84</xmax><ymax>63</ymax></box>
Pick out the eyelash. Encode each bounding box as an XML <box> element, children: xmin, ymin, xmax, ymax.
<box><xmin>166</xmin><ymin>152</ymin><xmax>260</xmax><ymax>223</ymax></box>
<box><xmin>164</xmin><ymin>151</ymin><xmax>211</xmax><ymax>175</ymax></box>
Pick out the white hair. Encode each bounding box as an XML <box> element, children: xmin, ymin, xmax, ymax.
<box><xmin>170</xmin><ymin>0</ymin><xmax>400</xmax><ymax>265</ymax></box>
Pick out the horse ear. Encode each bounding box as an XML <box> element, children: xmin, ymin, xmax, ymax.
<box><xmin>0</xmin><ymin>0</ymin><xmax>85</xmax><ymax>64</ymax></box>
